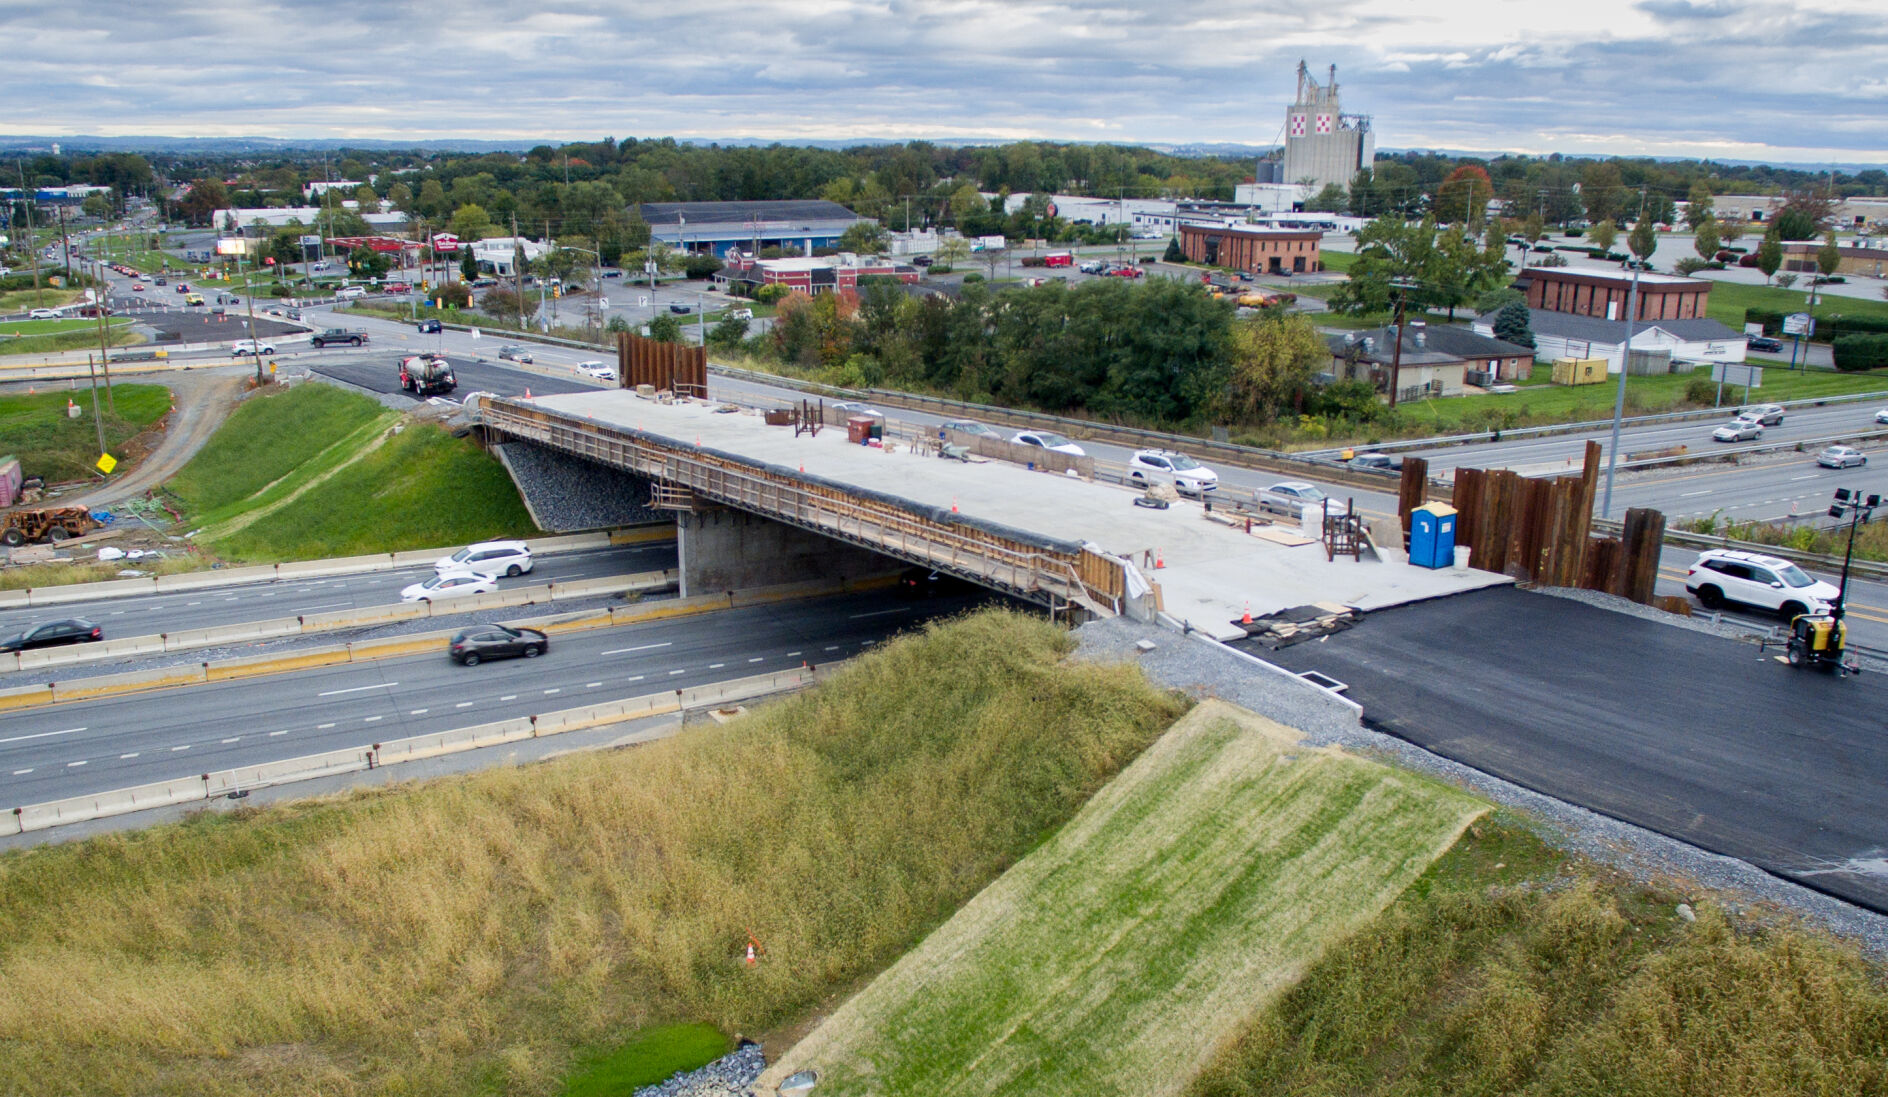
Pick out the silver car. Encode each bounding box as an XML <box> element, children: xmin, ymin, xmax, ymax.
<box><xmin>1712</xmin><ymin>417</ymin><xmax>1764</xmax><ymax>443</ymax></box>
<box><xmin>1817</xmin><ymin>445</ymin><xmax>1867</xmax><ymax>469</ymax></box>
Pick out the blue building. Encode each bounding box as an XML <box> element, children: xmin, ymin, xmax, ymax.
<box><xmin>635</xmin><ymin>200</ymin><xmax>871</xmax><ymax>258</ymax></box>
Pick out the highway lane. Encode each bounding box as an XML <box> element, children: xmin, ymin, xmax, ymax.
<box><xmin>1609</xmin><ymin>450</ymin><xmax>1888</xmax><ymax>526</ymax></box>
<box><xmin>307</xmin><ymin>352</ymin><xmax>602</xmax><ymax>402</ymax></box>
<box><xmin>0</xmin><ymin>587</ymin><xmax>994</xmax><ymax>807</ymax></box>
<box><xmin>1651</xmin><ymin>543</ymin><xmax>1888</xmax><ymax>651</ymax></box>
<box><xmin>0</xmin><ymin>543</ymin><xmax>674</xmax><ymax>644</ymax></box>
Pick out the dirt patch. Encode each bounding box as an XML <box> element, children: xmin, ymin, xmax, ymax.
<box><xmin>57</xmin><ymin>368</ymin><xmax>251</xmax><ymax>511</ymax></box>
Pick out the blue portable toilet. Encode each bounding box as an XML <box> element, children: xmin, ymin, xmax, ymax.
<box><xmin>1408</xmin><ymin>502</ymin><xmax>1458</xmax><ymax>569</ymax></box>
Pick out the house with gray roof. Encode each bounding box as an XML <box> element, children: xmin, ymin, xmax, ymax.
<box><xmin>1326</xmin><ymin>321</ymin><xmax>1538</xmax><ymax>400</ymax></box>
<box><xmin>1472</xmin><ymin>308</ymin><xmax>1748</xmax><ymax>374</ymax></box>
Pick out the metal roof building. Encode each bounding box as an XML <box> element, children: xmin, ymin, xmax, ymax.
<box><xmin>634</xmin><ymin>200</ymin><xmax>872</xmax><ymax>257</ymax></box>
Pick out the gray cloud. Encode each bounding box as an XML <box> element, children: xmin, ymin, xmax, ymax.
<box><xmin>0</xmin><ymin>0</ymin><xmax>1882</xmax><ymax>162</ymax></box>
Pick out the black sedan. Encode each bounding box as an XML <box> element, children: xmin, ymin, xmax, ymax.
<box><xmin>448</xmin><ymin>624</ymin><xmax>548</xmax><ymax>665</ymax></box>
<box><xmin>416</xmin><ymin>319</ymin><xmax>443</xmax><ymax>333</ymax></box>
<box><xmin>1747</xmin><ymin>335</ymin><xmax>1784</xmax><ymax>353</ymax></box>
<box><xmin>1</xmin><ymin>618</ymin><xmax>104</xmax><ymax>653</ymax></box>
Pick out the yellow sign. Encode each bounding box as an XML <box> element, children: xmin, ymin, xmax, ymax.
<box><xmin>96</xmin><ymin>453</ymin><xmax>118</xmax><ymax>474</ymax></box>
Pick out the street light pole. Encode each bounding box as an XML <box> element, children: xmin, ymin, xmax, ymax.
<box><xmin>1600</xmin><ymin>188</ymin><xmax>1650</xmax><ymax>519</ymax></box>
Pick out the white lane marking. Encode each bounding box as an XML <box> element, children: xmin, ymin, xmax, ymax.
<box><xmin>221</xmin><ymin>737</ymin><xmax>240</xmax><ymax>743</ymax></box>
<box><xmin>171</xmin><ymin>744</ymin><xmax>191</xmax><ymax>751</ymax></box>
<box><xmin>364</xmin><ymin>716</ymin><xmax>382</xmax><ymax>723</ymax></box>
<box><xmin>849</xmin><ymin>608</ymin><xmax>907</xmax><ymax>619</ymax></box>
<box><xmin>1681</xmin><ymin>489</ymin><xmax>1713</xmax><ymax>497</ymax></box>
<box><xmin>268</xmin><ymin>730</ymin><xmax>288</xmax><ymax>737</ymax></box>
<box><xmin>318</xmin><ymin>682</ymin><xmax>399</xmax><ymax>697</ymax></box>
<box><xmin>748</xmin><ymin>657</ymin><xmax>763</xmax><ymax>663</ymax></box>
<box><xmin>0</xmin><ymin>726</ymin><xmax>87</xmax><ymax>746</ymax></box>
<box><xmin>224</xmin><ymin>596</ymin><xmax>239</xmax><ymax>602</ymax></box>
<box><xmin>601</xmin><ymin>641</ymin><xmax>672</xmax><ymax>655</ymax></box>
<box><xmin>786</xmin><ymin>651</ymin><xmax>802</xmax><ymax>657</ymax></box>
<box><xmin>668</xmin><ymin>669</ymin><xmax>686</xmax><ymax>676</ymax></box>
<box><xmin>500</xmin><ymin>694</ymin><xmax>517</xmax><ymax>701</ymax></box>
<box><xmin>409</xmin><ymin>708</ymin><xmax>428</xmax><ymax>715</ymax></box>
<box><xmin>824</xmin><ymin>645</ymin><xmax>840</xmax><ymax>651</ymax></box>
<box><xmin>317</xmin><ymin>722</ymin><xmax>336</xmax><ymax>730</ymax></box>
<box><xmin>543</xmin><ymin>688</ymin><xmax>561</xmax><ymax>695</ymax></box>
<box><xmin>455</xmin><ymin>701</ymin><xmax>473</xmax><ymax>708</ymax></box>
<box><xmin>185</xmin><ymin>601</ymin><xmax>201</xmax><ymax>606</ymax></box>
<box><xmin>709</xmin><ymin>662</ymin><xmax>725</xmax><ymax>669</ymax></box>
<box><xmin>110</xmin><ymin>609</ymin><xmax>125</xmax><ymax>615</ymax></box>
<box><xmin>586</xmin><ymin>682</ymin><xmax>602</xmax><ymax>688</ymax></box>
<box><xmin>120</xmin><ymin>752</ymin><xmax>138</xmax><ymax>759</ymax></box>
<box><xmin>291</xmin><ymin>601</ymin><xmax>353</xmax><ymax>612</ymax></box>
<box><xmin>1790</xmin><ymin>474</ymin><xmax>1820</xmax><ymax>481</ymax></box>
<box><xmin>12</xmin><ymin>768</ymin><xmax>32</xmax><ymax>775</ymax></box>
<box><xmin>67</xmin><ymin>760</ymin><xmax>86</xmax><ymax>767</ymax></box>
<box><xmin>626</xmin><ymin>675</ymin><xmax>644</xmax><ymax>682</ymax></box>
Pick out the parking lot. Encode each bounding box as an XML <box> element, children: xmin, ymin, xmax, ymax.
<box><xmin>1255</xmin><ymin>585</ymin><xmax>1888</xmax><ymax>914</ymax></box>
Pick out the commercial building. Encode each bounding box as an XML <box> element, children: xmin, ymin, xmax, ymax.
<box><xmin>1177</xmin><ymin>223</ymin><xmax>1322</xmax><ymax>274</ymax></box>
<box><xmin>1474</xmin><ymin>309</ymin><xmax>1747</xmax><ymax>374</ymax></box>
<box><xmin>1519</xmin><ymin>268</ymin><xmax>1710</xmax><ymax>323</ymax></box>
<box><xmin>1280</xmin><ymin>62</ymin><xmax>1374</xmax><ymax>194</ymax></box>
<box><xmin>1781</xmin><ymin>238</ymin><xmax>1888</xmax><ymax>279</ymax></box>
<box><xmin>712</xmin><ymin>252</ymin><xmax>919</xmax><ymax>296</ymax></box>
<box><xmin>635</xmin><ymin>200</ymin><xmax>873</xmax><ymax>258</ymax></box>
<box><xmin>469</xmin><ymin>236</ymin><xmax>550</xmax><ymax>277</ymax></box>
<box><xmin>1710</xmin><ymin>195</ymin><xmax>1888</xmax><ymax>231</ymax></box>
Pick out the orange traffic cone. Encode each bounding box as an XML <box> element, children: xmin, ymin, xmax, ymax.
<box><xmin>524</xmin><ymin>387</ymin><xmax>532</xmax><ymax>399</ymax></box>
<box><xmin>1241</xmin><ymin>602</ymin><xmax>1252</xmax><ymax>625</ymax></box>
<box><xmin>745</xmin><ymin>944</ymin><xmax>757</xmax><ymax>965</ymax></box>
<box><xmin>1155</xmin><ymin>549</ymin><xmax>1165</xmax><ymax>569</ymax></box>
<box><xmin>951</xmin><ymin>497</ymin><xmax>959</xmax><ymax>513</ymax></box>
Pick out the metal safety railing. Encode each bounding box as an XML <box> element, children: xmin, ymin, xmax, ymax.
<box><xmin>475</xmin><ymin>396</ymin><xmax>1125</xmax><ymax>615</ymax></box>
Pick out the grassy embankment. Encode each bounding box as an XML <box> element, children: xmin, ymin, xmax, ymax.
<box><xmin>0</xmin><ymin>610</ymin><xmax>1186</xmax><ymax>1096</ymax></box>
<box><xmin>0</xmin><ymin>287</ymin><xmax>85</xmax><ymax>314</ymax></box>
<box><xmin>164</xmin><ymin>383</ymin><xmax>538</xmax><ymax>562</ymax></box>
<box><xmin>0</xmin><ymin>383</ymin><xmax>172</xmax><ymax>484</ymax></box>
<box><xmin>1188</xmin><ymin>816</ymin><xmax>1888</xmax><ymax>1097</ymax></box>
<box><xmin>767</xmin><ymin>700</ymin><xmax>1487</xmax><ymax>1097</ymax></box>
<box><xmin>0</xmin><ymin>317</ymin><xmax>142</xmax><ymax>357</ymax></box>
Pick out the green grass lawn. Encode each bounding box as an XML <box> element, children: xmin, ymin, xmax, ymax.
<box><xmin>0</xmin><ymin>317</ymin><xmax>128</xmax><ymax>337</ymax></box>
<box><xmin>0</xmin><ymin>383</ymin><xmax>172</xmax><ymax>483</ymax></box>
<box><xmin>1318</xmin><ymin>249</ymin><xmax>1358</xmax><ymax>273</ymax></box>
<box><xmin>167</xmin><ymin>384</ymin><xmax>391</xmax><ymax>522</ymax></box>
<box><xmin>563</xmin><ymin>1024</ymin><xmax>732</xmax><ymax>1096</ymax></box>
<box><xmin>767</xmin><ymin>700</ymin><xmax>1486</xmax><ymax>1097</ymax></box>
<box><xmin>206</xmin><ymin>418</ymin><xmax>540</xmax><ymax>561</ymax></box>
<box><xmin>0</xmin><ymin>287</ymin><xmax>85</xmax><ymax>313</ymax></box>
<box><xmin>1704</xmin><ymin>279</ymin><xmax>1888</xmax><ymax>330</ymax></box>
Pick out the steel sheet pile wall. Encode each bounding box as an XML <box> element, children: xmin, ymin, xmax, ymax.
<box><xmin>1429</xmin><ymin>441</ymin><xmax>1666</xmax><ymax>604</ymax></box>
<box><xmin>617</xmin><ymin>331</ymin><xmax>707</xmax><ymax>397</ymax></box>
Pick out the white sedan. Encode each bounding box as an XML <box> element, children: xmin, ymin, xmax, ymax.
<box><xmin>230</xmin><ymin>339</ymin><xmax>276</xmax><ymax>356</ymax></box>
<box><xmin>1873</xmin><ymin>408</ymin><xmax>1888</xmax><ymax>425</ymax></box>
<box><xmin>400</xmin><ymin>571</ymin><xmax>497</xmax><ymax>603</ymax></box>
<box><xmin>1012</xmin><ymin>430</ymin><xmax>1086</xmax><ymax>456</ymax></box>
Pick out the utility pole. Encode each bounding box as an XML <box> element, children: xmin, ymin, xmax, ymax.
<box><xmin>1601</xmin><ymin>186</ymin><xmax>1649</xmax><ymax>519</ymax></box>
<box><xmin>18</xmin><ymin>162</ymin><xmax>43</xmax><ymax>309</ymax></box>
<box><xmin>511</xmin><ymin>212</ymin><xmax>526</xmax><ymax>333</ymax></box>
<box><xmin>86</xmin><ymin>353</ymin><xmax>108</xmax><ymax>463</ymax></box>
<box><xmin>57</xmin><ymin>201</ymin><xmax>71</xmax><ymax>281</ymax></box>
<box><xmin>240</xmin><ymin>246</ymin><xmax>263</xmax><ymax>386</ymax></box>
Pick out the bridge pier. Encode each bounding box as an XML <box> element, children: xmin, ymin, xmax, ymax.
<box><xmin>676</xmin><ymin>510</ymin><xmax>896</xmax><ymax>597</ymax></box>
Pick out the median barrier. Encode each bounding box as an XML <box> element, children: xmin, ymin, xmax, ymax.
<box><xmin>611</xmin><ymin>592</ymin><xmax>734</xmax><ymax>626</ymax></box>
<box><xmin>154</xmin><ymin>565</ymin><xmax>278</xmax><ymax>592</ymax></box>
<box><xmin>275</xmin><ymin>554</ymin><xmax>396</xmax><ymax>579</ymax></box>
<box><xmin>610</xmin><ymin>525</ymin><xmax>677</xmax><ymax>546</ymax></box>
<box><xmin>389</xmin><ymin>548</ymin><xmax>450</xmax><ymax>567</ymax></box>
<box><xmin>345</xmin><ymin>634</ymin><xmax>445</xmax><ymax>662</ymax></box>
<box><xmin>549</xmin><ymin>574</ymin><xmax>661</xmax><ymax>602</ymax></box>
<box><xmin>530</xmin><ymin>608</ymin><xmax>617</xmax><ymax>635</ymax></box>
<box><xmin>15</xmin><ymin>775</ymin><xmax>209</xmax><ymax>832</ymax></box>
<box><xmin>0</xmin><ymin>590</ymin><xmax>30</xmax><ymax>609</ymax></box>
<box><xmin>98</xmin><ymin>634</ymin><xmax>168</xmax><ymax>660</ymax></box>
<box><xmin>679</xmin><ymin>668</ymin><xmax>814</xmax><ymax>709</ymax></box>
<box><xmin>300</xmin><ymin>601</ymin><xmax>431</xmax><ymax>631</ymax></box>
<box><xmin>530</xmin><ymin>692</ymin><xmax>683</xmax><ymax>737</ymax></box>
<box><xmin>12</xmin><ymin>632</ymin><xmax>168</xmax><ymax>675</ymax></box>
<box><xmin>0</xmin><ymin>652</ymin><xmax>16</xmax><ymax>674</ymax></box>
<box><xmin>530</xmin><ymin>531</ymin><xmax>617</xmax><ymax>553</ymax></box>
<box><xmin>50</xmin><ymin>662</ymin><xmax>211</xmax><ymax>702</ymax></box>
<box><xmin>204</xmin><ymin>647</ymin><xmax>352</xmax><ymax>682</ymax></box>
<box><xmin>0</xmin><ymin>682</ymin><xmax>55</xmax><ymax>712</ymax></box>
<box><xmin>373</xmin><ymin>717</ymin><xmax>538</xmax><ymax>766</ymax></box>
<box><xmin>163</xmin><ymin>616</ymin><xmax>304</xmax><ymax>652</ymax></box>
<box><xmin>27</xmin><ymin>576</ymin><xmax>159</xmax><ymax>605</ymax></box>
<box><xmin>447</xmin><ymin>587</ymin><xmax>542</xmax><ymax>615</ymax></box>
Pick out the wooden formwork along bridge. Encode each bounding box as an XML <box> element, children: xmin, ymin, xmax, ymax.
<box><xmin>474</xmin><ymin>396</ymin><xmax>1128</xmax><ymax>618</ymax></box>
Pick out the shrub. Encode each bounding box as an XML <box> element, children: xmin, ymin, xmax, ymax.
<box><xmin>1674</xmin><ymin>257</ymin><xmax>1710</xmax><ymax>276</ymax></box>
<box><xmin>1832</xmin><ymin>333</ymin><xmax>1888</xmax><ymax>371</ymax></box>
<box><xmin>753</xmin><ymin>284</ymin><xmax>789</xmax><ymax>305</ymax></box>
<box><xmin>1686</xmin><ymin>375</ymin><xmax>1725</xmax><ymax>407</ymax></box>
<box><xmin>682</xmin><ymin>254</ymin><xmax>723</xmax><ymax>279</ymax></box>
<box><xmin>962</xmin><ymin>272</ymin><xmax>985</xmax><ymax>283</ymax></box>
<box><xmin>1563</xmin><ymin>227</ymin><xmax>1584</xmax><ymax>238</ymax></box>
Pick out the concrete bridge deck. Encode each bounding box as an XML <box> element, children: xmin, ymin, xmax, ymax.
<box><xmin>497</xmin><ymin>390</ymin><xmax>1508</xmax><ymax>640</ymax></box>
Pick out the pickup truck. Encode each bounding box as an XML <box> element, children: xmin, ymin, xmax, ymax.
<box><xmin>310</xmin><ymin>328</ymin><xmax>370</xmax><ymax>348</ymax></box>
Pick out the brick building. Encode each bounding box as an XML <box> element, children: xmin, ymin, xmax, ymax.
<box><xmin>1177</xmin><ymin>223</ymin><xmax>1322</xmax><ymax>274</ymax></box>
<box><xmin>713</xmin><ymin>252</ymin><xmax>919</xmax><ymax>296</ymax></box>
<box><xmin>1520</xmin><ymin>268</ymin><xmax>1709</xmax><ymax>323</ymax></box>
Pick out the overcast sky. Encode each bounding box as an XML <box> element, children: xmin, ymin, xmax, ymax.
<box><xmin>6</xmin><ymin>0</ymin><xmax>1884</xmax><ymax>164</ymax></box>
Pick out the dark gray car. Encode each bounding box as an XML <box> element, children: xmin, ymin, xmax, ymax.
<box><xmin>1</xmin><ymin>618</ymin><xmax>103</xmax><ymax>653</ymax></box>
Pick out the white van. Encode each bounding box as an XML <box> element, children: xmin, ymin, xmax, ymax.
<box><xmin>334</xmin><ymin>286</ymin><xmax>366</xmax><ymax>300</ymax></box>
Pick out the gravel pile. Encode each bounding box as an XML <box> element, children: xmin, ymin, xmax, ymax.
<box><xmin>634</xmin><ymin>1040</ymin><xmax>766</xmax><ymax>1097</ymax></box>
<box><xmin>495</xmin><ymin>442</ymin><xmax>661</xmax><ymax>532</ymax></box>
<box><xmin>1075</xmin><ymin>611</ymin><xmax>1888</xmax><ymax>956</ymax></box>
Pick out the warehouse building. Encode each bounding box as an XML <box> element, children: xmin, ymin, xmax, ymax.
<box><xmin>1177</xmin><ymin>222</ymin><xmax>1322</xmax><ymax>274</ymax></box>
<box><xmin>635</xmin><ymin>200</ymin><xmax>873</xmax><ymax>258</ymax></box>
<box><xmin>1519</xmin><ymin>268</ymin><xmax>1710</xmax><ymax>323</ymax></box>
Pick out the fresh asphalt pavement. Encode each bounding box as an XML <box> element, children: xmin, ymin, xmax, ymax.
<box><xmin>0</xmin><ymin>586</ymin><xmax>997</xmax><ymax>808</ymax></box>
<box><xmin>0</xmin><ymin>543</ymin><xmax>674</xmax><ymax>647</ymax></box>
<box><xmin>1255</xmin><ymin>585</ymin><xmax>1888</xmax><ymax>914</ymax></box>
<box><xmin>308</xmin><ymin>351</ymin><xmax>602</xmax><ymax>402</ymax></box>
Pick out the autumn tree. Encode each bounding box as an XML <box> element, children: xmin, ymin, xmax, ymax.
<box><xmin>1433</xmin><ymin>165</ymin><xmax>1494</xmax><ymax>227</ymax></box>
<box><xmin>1219</xmin><ymin>311</ymin><xmax>1329</xmax><ymax>421</ymax></box>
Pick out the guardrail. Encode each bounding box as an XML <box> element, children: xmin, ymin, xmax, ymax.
<box><xmin>1595</xmin><ymin>518</ymin><xmax>1888</xmax><ymax>583</ymax></box>
<box><xmin>0</xmin><ymin>527</ymin><xmax>673</xmax><ymax>611</ymax></box>
<box><xmin>0</xmin><ymin>569</ymin><xmax>679</xmax><ymax>678</ymax></box>
<box><xmin>8</xmin><ymin>664</ymin><xmax>822</xmax><ymax>833</ymax></box>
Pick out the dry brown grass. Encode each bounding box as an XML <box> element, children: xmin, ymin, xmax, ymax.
<box><xmin>0</xmin><ymin>609</ymin><xmax>1184</xmax><ymax>1096</ymax></box>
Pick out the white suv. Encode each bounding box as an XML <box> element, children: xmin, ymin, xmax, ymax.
<box><xmin>1684</xmin><ymin>549</ymin><xmax>1838</xmax><ymax>619</ymax></box>
<box><xmin>434</xmin><ymin>540</ymin><xmax>534</xmax><ymax>579</ymax></box>
<box><xmin>229</xmin><ymin>339</ymin><xmax>276</xmax><ymax>356</ymax></box>
<box><xmin>1127</xmin><ymin>450</ymin><xmax>1218</xmax><ymax>496</ymax></box>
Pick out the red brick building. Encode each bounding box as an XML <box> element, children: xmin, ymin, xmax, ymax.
<box><xmin>1178</xmin><ymin>223</ymin><xmax>1322</xmax><ymax>274</ymax></box>
<box><xmin>1521</xmin><ymin>268</ymin><xmax>1709</xmax><ymax>323</ymax></box>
